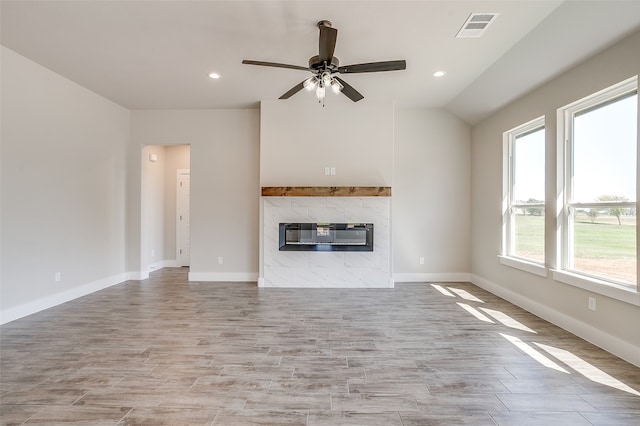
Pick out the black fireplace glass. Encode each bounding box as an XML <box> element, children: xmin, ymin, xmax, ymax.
<box><xmin>279</xmin><ymin>223</ymin><xmax>374</xmax><ymax>252</ymax></box>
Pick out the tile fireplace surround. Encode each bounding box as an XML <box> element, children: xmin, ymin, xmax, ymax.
<box><xmin>260</xmin><ymin>187</ymin><xmax>392</xmax><ymax>288</ymax></box>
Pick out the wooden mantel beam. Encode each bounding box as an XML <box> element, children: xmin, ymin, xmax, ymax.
<box><xmin>261</xmin><ymin>186</ymin><xmax>391</xmax><ymax>197</ymax></box>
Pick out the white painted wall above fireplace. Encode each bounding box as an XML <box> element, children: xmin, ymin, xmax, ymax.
<box><xmin>260</xmin><ymin>99</ymin><xmax>394</xmax><ymax>187</ymax></box>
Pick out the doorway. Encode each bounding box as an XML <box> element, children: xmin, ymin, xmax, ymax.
<box><xmin>141</xmin><ymin>145</ymin><xmax>190</xmax><ymax>274</ymax></box>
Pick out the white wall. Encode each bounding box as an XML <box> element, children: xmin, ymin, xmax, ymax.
<box><xmin>142</xmin><ymin>145</ymin><xmax>166</xmax><ymax>270</ymax></box>
<box><xmin>470</xmin><ymin>31</ymin><xmax>640</xmax><ymax>365</ymax></box>
<box><xmin>260</xmin><ymin>99</ymin><xmax>394</xmax><ymax>186</ymax></box>
<box><xmin>130</xmin><ymin>110</ymin><xmax>260</xmax><ymax>281</ymax></box>
<box><xmin>0</xmin><ymin>47</ymin><xmax>130</xmax><ymax>323</ymax></box>
<box><xmin>131</xmin><ymin>102</ymin><xmax>473</xmax><ymax>287</ymax></box>
<box><xmin>393</xmin><ymin>109</ymin><xmax>471</xmax><ymax>281</ymax></box>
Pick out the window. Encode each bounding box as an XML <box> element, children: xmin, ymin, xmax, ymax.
<box><xmin>503</xmin><ymin>117</ymin><xmax>546</xmax><ymax>266</ymax></box>
<box><xmin>559</xmin><ymin>77</ymin><xmax>637</xmax><ymax>289</ymax></box>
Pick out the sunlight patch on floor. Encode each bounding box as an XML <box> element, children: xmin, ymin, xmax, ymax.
<box><xmin>430</xmin><ymin>284</ymin><xmax>455</xmax><ymax>297</ymax></box>
<box><xmin>456</xmin><ymin>302</ymin><xmax>494</xmax><ymax>323</ymax></box>
<box><xmin>501</xmin><ymin>333</ymin><xmax>569</xmax><ymax>373</ymax></box>
<box><xmin>447</xmin><ymin>287</ymin><xmax>484</xmax><ymax>303</ymax></box>
<box><xmin>480</xmin><ymin>307</ymin><xmax>537</xmax><ymax>334</ymax></box>
<box><xmin>534</xmin><ymin>342</ymin><xmax>640</xmax><ymax>396</ymax></box>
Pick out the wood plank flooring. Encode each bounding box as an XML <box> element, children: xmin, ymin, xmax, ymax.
<box><xmin>1</xmin><ymin>268</ymin><xmax>639</xmax><ymax>425</ymax></box>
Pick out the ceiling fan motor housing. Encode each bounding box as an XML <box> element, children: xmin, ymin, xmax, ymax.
<box><xmin>308</xmin><ymin>55</ymin><xmax>340</xmax><ymax>72</ymax></box>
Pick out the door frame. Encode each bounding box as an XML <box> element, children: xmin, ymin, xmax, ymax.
<box><xmin>176</xmin><ymin>168</ymin><xmax>190</xmax><ymax>267</ymax></box>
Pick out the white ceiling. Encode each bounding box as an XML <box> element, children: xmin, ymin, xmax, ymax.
<box><xmin>2</xmin><ymin>1</ymin><xmax>639</xmax><ymax>124</ymax></box>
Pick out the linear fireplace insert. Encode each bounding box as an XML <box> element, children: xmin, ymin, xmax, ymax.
<box><xmin>279</xmin><ymin>223</ymin><xmax>374</xmax><ymax>252</ymax></box>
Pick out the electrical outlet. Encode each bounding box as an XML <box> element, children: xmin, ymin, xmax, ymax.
<box><xmin>55</xmin><ymin>272</ymin><xmax>61</xmax><ymax>282</ymax></box>
<box><xmin>588</xmin><ymin>296</ymin><xmax>596</xmax><ymax>311</ymax></box>
<box><xmin>324</xmin><ymin>167</ymin><xmax>330</xmax><ymax>175</ymax></box>
<box><xmin>330</xmin><ymin>167</ymin><xmax>336</xmax><ymax>175</ymax></box>
<box><xmin>218</xmin><ymin>256</ymin><xmax>224</xmax><ymax>265</ymax></box>
<box><xmin>419</xmin><ymin>257</ymin><xmax>425</xmax><ymax>265</ymax></box>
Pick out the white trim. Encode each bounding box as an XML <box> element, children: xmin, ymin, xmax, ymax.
<box><xmin>499</xmin><ymin>255</ymin><xmax>548</xmax><ymax>277</ymax></box>
<box><xmin>257</xmin><ymin>277</ymin><xmax>266</xmax><ymax>287</ymax></box>
<box><xmin>0</xmin><ymin>273</ymin><xmax>128</xmax><ymax>325</ymax></box>
<box><xmin>188</xmin><ymin>272</ymin><xmax>259</xmax><ymax>282</ymax></box>
<box><xmin>552</xmin><ymin>269</ymin><xmax>640</xmax><ymax>306</ymax></box>
<box><xmin>176</xmin><ymin>168</ymin><xmax>190</xmax><ymax>267</ymax></box>
<box><xmin>502</xmin><ymin>116</ymin><xmax>546</xmax><ymax>260</ymax></box>
<box><xmin>393</xmin><ymin>272</ymin><xmax>471</xmax><ymax>283</ymax></box>
<box><xmin>561</xmin><ymin>76</ymin><xmax>637</xmax><ymax>114</ymax></box>
<box><xmin>471</xmin><ymin>273</ymin><xmax>640</xmax><ymax>368</ymax></box>
<box><xmin>127</xmin><ymin>271</ymin><xmax>148</xmax><ymax>281</ymax></box>
<box><xmin>148</xmin><ymin>259</ymin><xmax>181</xmax><ymax>272</ymax></box>
<box><xmin>259</xmin><ymin>281</ymin><xmax>392</xmax><ymax>289</ymax></box>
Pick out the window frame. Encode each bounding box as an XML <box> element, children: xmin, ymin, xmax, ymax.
<box><xmin>556</xmin><ymin>76</ymin><xmax>638</xmax><ymax>296</ymax></box>
<box><xmin>501</xmin><ymin>116</ymin><xmax>546</xmax><ymax>273</ymax></box>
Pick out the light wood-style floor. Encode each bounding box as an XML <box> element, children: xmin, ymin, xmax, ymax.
<box><xmin>1</xmin><ymin>268</ymin><xmax>639</xmax><ymax>425</ymax></box>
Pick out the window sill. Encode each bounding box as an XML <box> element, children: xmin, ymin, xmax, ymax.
<box><xmin>551</xmin><ymin>269</ymin><xmax>640</xmax><ymax>306</ymax></box>
<box><xmin>499</xmin><ymin>255</ymin><xmax>548</xmax><ymax>277</ymax></box>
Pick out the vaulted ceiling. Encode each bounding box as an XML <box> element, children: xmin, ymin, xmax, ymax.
<box><xmin>2</xmin><ymin>1</ymin><xmax>639</xmax><ymax>124</ymax></box>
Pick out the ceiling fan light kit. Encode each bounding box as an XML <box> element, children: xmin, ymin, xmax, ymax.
<box><xmin>242</xmin><ymin>20</ymin><xmax>406</xmax><ymax>105</ymax></box>
<box><xmin>303</xmin><ymin>76</ymin><xmax>318</xmax><ymax>91</ymax></box>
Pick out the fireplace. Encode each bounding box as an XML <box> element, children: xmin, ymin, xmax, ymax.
<box><xmin>261</xmin><ymin>192</ymin><xmax>392</xmax><ymax>288</ymax></box>
<box><xmin>279</xmin><ymin>223</ymin><xmax>373</xmax><ymax>252</ymax></box>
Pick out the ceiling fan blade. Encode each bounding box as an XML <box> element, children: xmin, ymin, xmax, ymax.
<box><xmin>338</xmin><ymin>60</ymin><xmax>406</xmax><ymax>74</ymax></box>
<box><xmin>318</xmin><ymin>25</ymin><xmax>338</xmax><ymax>62</ymax></box>
<box><xmin>242</xmin><ymin>60</ymin><xmax>309</xmax><ymax>71</ymax></box>
<box><xmin>279</xmin><ymin>81</ymin><xmax>307</xmax><ymax>99</ymax></box>
<box><xmin>333</xmin><ymin>76</ymin><xmax>364</xmax><ymax>102</ymax></box>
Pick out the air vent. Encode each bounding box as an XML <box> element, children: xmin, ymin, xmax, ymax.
<box><xmin>456</xmin><ymin>13</ymin><xmax>499</xmax><ymax>38</ymax></box>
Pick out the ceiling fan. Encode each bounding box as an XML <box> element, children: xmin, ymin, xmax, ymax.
<box><xmin>242</xmin><ymin>20</ymin><xmax>406</xmax><ymax>103</ymax></box>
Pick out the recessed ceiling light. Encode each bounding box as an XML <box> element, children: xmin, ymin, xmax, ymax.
<box><xmin>208</xmin><ymin>72</ymin><xmax>220</xmax><ymax>79</ymax></box>
<box><xmin>433</xmin><ymin>71</ymin><xmax>446</xmax><ymax>77</ymax></box>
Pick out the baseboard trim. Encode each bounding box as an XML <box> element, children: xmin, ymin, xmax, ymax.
<box><xmin>148</xmin><ymin>260</ymin><xmax>181</xmax><ymax>272</ymax></box>
<box><xmin>127</xmin><ymin>271</ymin><xmax>148</xmax><ymax>280</ymax></box>
<box><xmin>470</xmin><ymin>273</ymin><xmax>640</xmax><ymax>368</ymax></box>
<box><xmin>393</xmin><ymin>272</ymin><xmax>471</xmax><ymax>283</ymax></box>
<box><xmin>188</xmin><ymin>272</ymin><xmax>259</xmax><ymax>282</ymax></box>
<box><xmin>129</xmin><ymin>260</ymin><xmax>182</xmax><ymax>281</ymax></box>
<box><xmin>0</xmin><ymin>273</ymin><xmax>128</xmax><ymax>325</ymax></box>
